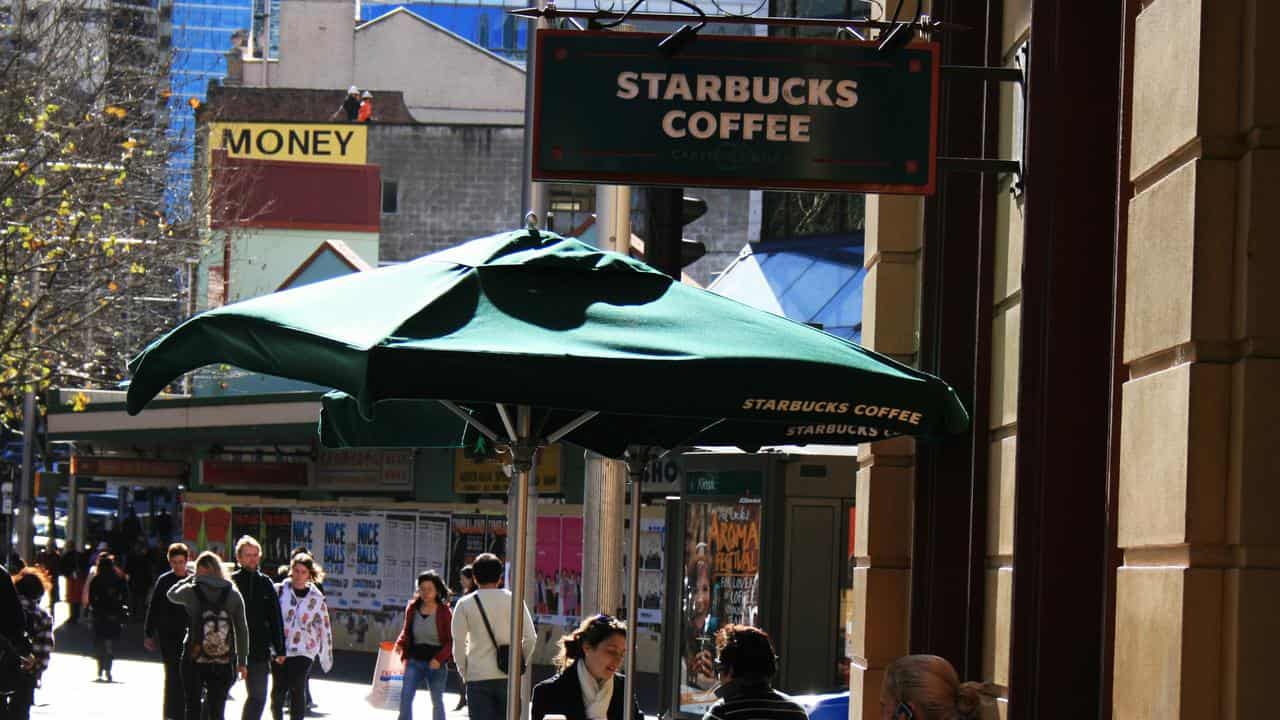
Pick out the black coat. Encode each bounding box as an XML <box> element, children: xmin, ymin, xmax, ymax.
<box><xmin>532</xmin><ymin>665</ymin><xmax>642</xmax><ymax>720</ymax></box>
<box><xmin>89</xmin><ymin>572</ymin><xmax>129</xmax><ymax>639</ymax></box>
<box><xmin>231</xmin><ymin>567</ymin><xmax>287</xmax><ymax>661</ymax></box>
<box><xmin>144</xmin><ymin>570</ymin><xmax>189</xmax><ymax>658</ymax></box>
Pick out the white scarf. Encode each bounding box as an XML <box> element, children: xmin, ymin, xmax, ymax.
<box><xmin>576</xmin><ymin>659</ymin><xmax>614</xmax><ymax>720</ymax></box>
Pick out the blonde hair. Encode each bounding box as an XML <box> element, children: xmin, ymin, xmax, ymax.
<box><xmin>194</xmin><ymin>551</ymin><xmax>226</xmax><ymax>580</ymax></box>
<box><xmin>883</xmin><ymin>655</ymin><xmax>998</xmax><ymax>720</ymax></box>
<box><xmin>234</xmin><ymin>535</ymin><xmax>262</xmax><ymax>559</ymax></box>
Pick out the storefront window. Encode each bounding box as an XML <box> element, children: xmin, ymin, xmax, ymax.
<box><xmin>679</xmin><ymin>501</ymin><xmax>762</xmax><ymax>715</ymax></box>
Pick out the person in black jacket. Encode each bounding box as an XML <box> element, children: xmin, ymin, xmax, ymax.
<box><xmin>145</xmin><ymin>543</ymin><xmax>192</xmax><ymax>720</ymax></box>
<box><xmin>532</xmin><ymin>615</ymin><xmax>641</xmax><ymax>720</ymax></box>
<box><xmin>701</xmin><ymin>625</ymin><xmax>806</xmax><ymax>720</ymax></box>
<box><xmin>88</xmin><ymin>553</ymin><xmax>129</xmax><ymax>682</ymax></box>
<box><xmin>0</xmin><ymin>564</ymin><xmax>36</xmax><ymax>719</ymax></box>
<box><xmin>231</xmin><ymin>536</ymin><xmax>287</xmax><ymax>720</ymax></box>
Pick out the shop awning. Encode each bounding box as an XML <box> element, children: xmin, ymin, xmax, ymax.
<box><xmin>708</xmin><ymin>233</ymin><xmax>865</xmax><ymax>342</ymax></box>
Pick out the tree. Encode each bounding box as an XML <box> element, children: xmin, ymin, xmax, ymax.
<box><xmin>0</xmin><ymin>0</ymin><xmax>252</xmax><ymax>427</ymax></box>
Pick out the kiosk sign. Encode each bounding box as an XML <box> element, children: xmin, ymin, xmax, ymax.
<box><xmin>533</xmin><ymin>30</ymin><xmax>940</xmax><ymax>194</ymax></box>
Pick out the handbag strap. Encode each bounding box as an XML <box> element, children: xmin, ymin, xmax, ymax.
<box><xmin>473</xmin><ymin>594</ymin><xmax>501</xmax><ymax>652</ymax></box>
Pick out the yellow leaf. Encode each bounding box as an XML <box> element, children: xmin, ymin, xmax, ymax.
<box><xmin>71</xmin><ymin>391</ymin><xmax>90</xmax><ymax>412</ymax></box>
<box><xmin>104</xmin><ymin>105</ymin><xmax>127</xmax><ymax>119</ymax></box>
<box><xmin>107</xmin><ymin>281</ymin><xmax>119</xmax><ymax>292</ymax></box>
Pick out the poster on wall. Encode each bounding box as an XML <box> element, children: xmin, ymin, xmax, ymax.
<box><xmin>678</xmin><ymin>502</ymin><xmax>762</xmax><ymax>715</ymax></box>
<box><xmin>621</xmin><ymin>517</ymin><xmax>665</xmax><ymax>625</ymax></box>
<box><xmin>183</xmin><ymin>505</ymin><xmax>232</xmax><ymax>559</ymax></box>
<box><xmin>231</xmin><ymin>507</ymin><xmax>262</xmax><ymax>549</ymax></box>
<box><xmin>534</xmin><ymin>516</ymin><xmax>562</xmax><ymax>620</ymax></box>
<box><xmin>450</xmin><ymin>514</ymin><xmax>489</xmax><ymax>593</ymax></box>
<box><xmin>263</xmin><ymin>509</ymin><xmax>292</xmax><ymax>572</ymax></box>
<box><xmin>382</xmin><ymin>514</ymin><xmax>418</xmax><ymax>606</ymax></box>
<box><xmin>415</xmin><ymin>515</ymin><xmax>449</xmax><ymax>584</ymax></box>
<box><xmin>291</xmin><ymin>512</ymin><xmax>321</xmax><ymax>557</ymax></box>
<box><xmin>560</xmin><ymin>517</ymin><xmax>583</xmax><ymax>620</ymax></box>
<box><xmin>485</xmin><ymin>516</ymin><xmax>508</xmax><ymax>560</ymax></box>
<box><xmin>351</xmin><ymin>514</ymin><xmax>384</xmax><ymax>610</ymax></box>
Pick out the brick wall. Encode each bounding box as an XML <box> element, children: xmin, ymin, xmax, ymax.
<box><xmin>369</xmin><ymin>123</ymin><xmax>754</xmax><ymax>280</ymax></box>
<box><xmin>369</xmin><ymin>124</ymin><xmax>525</xmax><ymax>261</ymax></box>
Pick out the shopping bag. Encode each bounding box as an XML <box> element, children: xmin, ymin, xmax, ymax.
<box><xmin>367</xmin><ymin>641</ymin><xmax>406</xmax><ymax>710</ymax></box>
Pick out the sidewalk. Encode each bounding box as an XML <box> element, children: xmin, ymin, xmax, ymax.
<box><xmin>41</xmin><ymin>601</ymin><xmax>663</xmax><ymax>718</ymax></box>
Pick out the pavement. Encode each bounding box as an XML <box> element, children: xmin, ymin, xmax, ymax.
<box><xmin>32</xmin><ymin>599</ymin><xmax>662</xmax><ymax>719</ymax></box>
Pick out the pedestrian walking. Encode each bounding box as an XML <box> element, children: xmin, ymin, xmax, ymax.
<box><xmin>452</xmin><ymin>565</ymin><xmax>475</xmax><ymax>712</ymax></box>
<box><xmin>394</xmin><ymin>570</ymin><xmax>453</xmax><ymax>720</ymax></box>
<box><xmin>88</xmin><ymin>553</ymin><xmax>129</xmax><ymax>683</ymax></box>
<box><xmin>285</xmin><ymin>546</ymin><xmax>322</xmax><ymax>714</ymax></box>
<box><xmin>879</xmin><ymin>655</ymin><xmax>996</xmax><ymax>720</ymax></box>
<box><xmin>450</xmin><ymin>553</ymin><xmax>536</xmax><ymax>720</ymax></box>
<box><xmin>168</xmin><ymin>551</ymin><xmax>250</xmax><ymax>720</ymax></box>
<box><xmin>231</xmin><ymin>536</ymin><xmax>287</xmax><ymax>720</ymax></box>
<box><xmin>531</xmin><ymin>614</ymin><xmax>641</xmax><ymax>720</ymax></box>
<box><xmin>33</xmin><ymin>543</ymin><xmax>59</xmax><ymax>608</ymax></box>
<box><xmin>701</xmin><ymin>625</ymin><xmax>806</xmax><ymax>720</ymax></box>
<box><xmin>11</xmin><ymin>567</ymin><xmax>53</xmax><ymax>720</ymax></box>
<box><xmin>270</xmin><ymin>553</ymin><xmax>332</xmax><ymax>720</ymax></box>
<box><xmin>0</xmin><ymin>564</ymin><xmax>35</xmax><ymax>720</ymax></box>
<box><xmin>61</xmin><ymin>545</ymin><xmax>87</xmax><ymax>623</ymax></box>
<box><xmin>144</xmin><ymin>543</ymin><xmax>192</xmax><ymax>720</ymax></box>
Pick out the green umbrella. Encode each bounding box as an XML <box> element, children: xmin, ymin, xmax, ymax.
<box><xmin>126</xmin><ymin>228</ymin><xmax>969</xmax><ymax>720</ymax></box>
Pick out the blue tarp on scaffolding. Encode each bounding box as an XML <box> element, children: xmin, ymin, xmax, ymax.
<box><xmin>708</xmin><ymin>233</ymin><xmax>865</xmax><ymax>342</ymax></box>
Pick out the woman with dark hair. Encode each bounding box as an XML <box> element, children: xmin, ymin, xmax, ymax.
<box><xmin>394</xmin><ymin>570</ymin><xmax>454</xmax><ymax>720</ymax></box>
<box><xmin>879</xmin><ymin>655</ymin><xmax>997</xmax><ymax>720</ymax></box>
<box><xmin>271</xmin><ymin>553</ymin><xmax>332</xmax><ymax>720</ymax></box>
<box><xmin>88</xmin><ymin>553</ymin><xmax>129</xmax><ymax>682</ymax></box>
<box><xmin>12</xmin><ymin>567</ymin><xmax>53</xmax><ymax>720</ymax></box>
<box><xmin>531</xmin><ymin>615</ymin><xmax>641</xmax><ymax>720</ymax></box>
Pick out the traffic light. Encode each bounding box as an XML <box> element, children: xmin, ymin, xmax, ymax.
<box><xmin>461</xmin><ymin>432</ymin><xmax>499</xmax><ymax>462</ymax></box>
<box><xmin>643</xmin><ymin>188</ymin><xmax>707</xmax><ymax>276</ymax></box>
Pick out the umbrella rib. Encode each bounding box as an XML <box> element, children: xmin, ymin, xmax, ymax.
<box><xmin>544</xmin><ymin>411</ymin><xmax>600</xmax><ymax>445</ymax></box>
<box><xmin>496</xmin><ymin>404</ymin><xmax>519</xmax><ymax>442</ymax></box>
<box><xmin>437</xmin><ymin>400</ymin><xmax>504</xmax><ymax>445</ymax></box>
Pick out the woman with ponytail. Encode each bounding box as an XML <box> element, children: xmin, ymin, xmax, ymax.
<box><xmin>531</xmin><ymin>615</ymin><xmax>642</xmax><ymax>720</ymax></box>
<box><xmin>879</xmin><ymin>655</ymin><xmax>998</xmax><ymax>720</ymax></box>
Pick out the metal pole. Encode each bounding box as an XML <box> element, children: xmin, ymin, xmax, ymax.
<box><xmin>622</xmin><ymin>456</ymin><xmax>644</xmax><ymax>720</ymax></box>
<box><xmin>520</xmin><ymin>0</ymin><xmax>549</xmax><ymax>225</ymax></box>
<box><xmin>506</xmin><ymin>406</ymin><xmax>534</xmax><ymax>720</ymax></box>
<box><xmin>18</xmin><ymin>267</ymin><xmax>39</xmax><ymax>562</ymax></box>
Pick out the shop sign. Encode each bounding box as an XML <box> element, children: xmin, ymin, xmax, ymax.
<box><xmin>533</xmin><ymin>30</ymin><xmax>940</xmax><ymax>194</ymax></box>
<box><xmin>315</xmin><ymin>448</ymin><xmax>414</xmax><ymax>491</ymax></box>
<box><xmin>200</xmin><ymin>460</ymin><xmax>309</xmax><ymax>488</ymax></box>
<box><xmin>208</xmin><ymin>121</ymin><xmax>368</xmax><ymax>165</ymax></box>
<box><xmin>454</xmin><ymin>444</ymin><xmax>561</xmax><ymax>495</ymax></box>
<box><xmin>684</xmin><ymin>469</ymin><xmax>763</xmax><ymax>497</ymax></box>
<box><xmin>71</xmin><ymin>456</ymin><xmax>188</xmax><ymax>479</ymax></box>
<box><xmin>641</xmin><ymin>456</ymin><xmax>681</xmax><ymax>493</ymax></box>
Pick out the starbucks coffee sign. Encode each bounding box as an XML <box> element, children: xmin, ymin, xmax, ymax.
<box><xmin>532</xmin><ymin>30</ymin><xmax>940</xmax><ymax>194</ymax></box>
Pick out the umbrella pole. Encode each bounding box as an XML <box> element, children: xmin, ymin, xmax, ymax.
<box><xmin>507</xmin><ymin>405</ymin><xmax>535</xmax><ymax>720</ymax></box>
<box><xmin>623</xmin><ymin>448</ymin><xmax>647</xmax><ymax>720</ymax></box>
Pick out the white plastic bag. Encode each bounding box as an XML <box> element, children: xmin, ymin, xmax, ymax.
<box><xmin>367</xmin><ymin>641</ymin><xmax>406</xmax><ymax>710</ymax></box>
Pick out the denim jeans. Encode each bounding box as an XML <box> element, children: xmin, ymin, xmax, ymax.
<box><xmin>399</xmin><ymin>659</ymin><xmax>448</xmax><ymax>720</ymax></box>
<box><xmin>466</xmin><ymin>679</ymin><xmax>509</xmax><ymax>720</ymax></box>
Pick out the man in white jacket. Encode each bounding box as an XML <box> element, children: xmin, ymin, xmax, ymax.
<box><xmin>451</xmin><ymin>553</ymin><xmax>537</xmax><ymax>720</ymax></box>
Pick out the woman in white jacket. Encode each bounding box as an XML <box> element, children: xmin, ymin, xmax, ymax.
<box><xmin>270</xmin><ymin>553</ymin><xmax>332</xmax><ymax>720</ymax></box>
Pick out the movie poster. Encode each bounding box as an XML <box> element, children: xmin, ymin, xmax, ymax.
<box><xmin>533</xmin><ymin>516</ymin><xmax>562</xmax><ymax>620</ymax></box>
<box><xmin>182</xmin><ymin>505</ymin><xmax>232</xmax><ymax>559</ymax></box>
<box><xmin>231</xmin><ymin>507</ymin><xmax>261</xmax><ymax>550</ymax></box>
<box><xmin>621</xmin><ymin>517</ymin><xmax>665</xmax><ymax>625</ymax></box>
<box><xmin>559</xmin><ymin>517</ymin><xmax>583</xmax><ymax>620</ymax></box>
<box><xmin>262</xmin><ymin>509</ymin><xmax>292</xmax><ymax>573</ymax></box>
<box><xmin>485</xmin><ymin>516</ymin><xmax>507</xmax><ymax>560</ymax></box>
<box><xmin>679</xmin><ymin>502</ymin><xmax>762</xmax><ymax>715</ymax></box>
<box><xmin>291</xmin><ymin>512</ymin><xmax>320</xmax><ymax>556</ymax></box>
<box><xmin>450</xmin><ymin>514</ymin><xmax>488</xmax><ymax>592</ymax></box>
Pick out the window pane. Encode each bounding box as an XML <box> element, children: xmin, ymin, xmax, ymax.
<box><xmin>381</xmin><ymin>180</ymin><xmax>398</xmax><ymax>214</ymax></box>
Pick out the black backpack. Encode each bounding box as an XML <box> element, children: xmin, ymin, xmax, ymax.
<box><xmin>187</xmin><ymin>585</ymin><xmax>234</xmax><ymax>664</ymax></box>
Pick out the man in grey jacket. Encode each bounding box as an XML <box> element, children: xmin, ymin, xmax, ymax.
<box><xmin>168</xmin><ymin>551</ymin><xmax>250</xmax><ymax>720</ymax></box>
